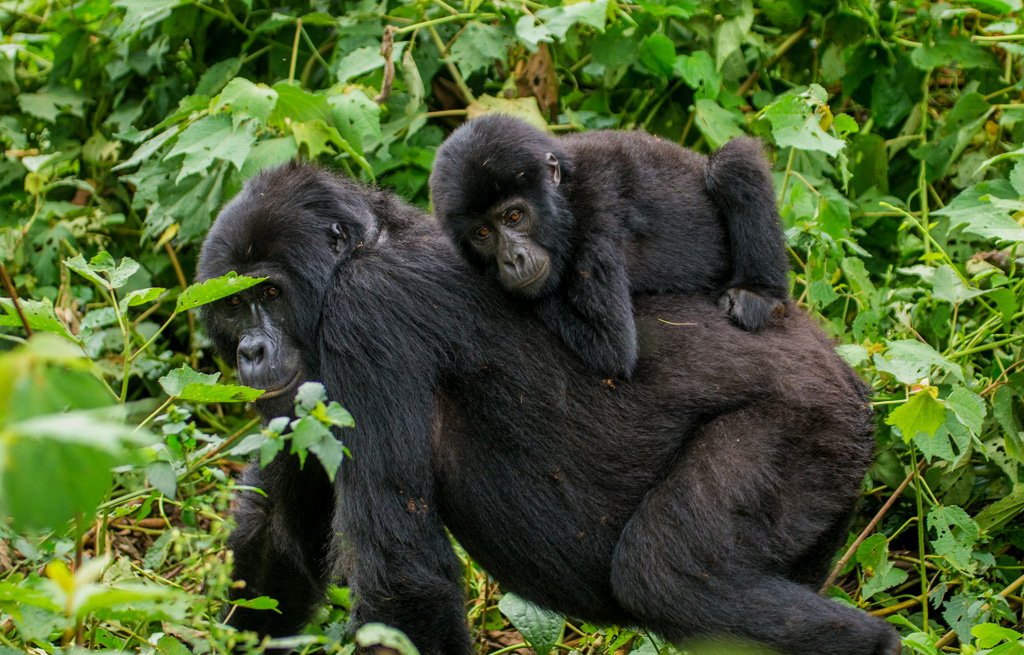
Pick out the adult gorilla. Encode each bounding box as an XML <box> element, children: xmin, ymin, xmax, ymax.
<box><xmin>197</xmin><ymin>162</ymin><xmax>898</xmax><ymax>655</ymax></box>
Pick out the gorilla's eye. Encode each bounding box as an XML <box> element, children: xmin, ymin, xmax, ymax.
<box><xmin>225</xmin><ymin>295</ymin><xmax>242</xmax><ymax>307</ymax></box>
<box><xmin>507</xmin><ymin>209</ymin><xmax>523</xmax><ymax>223</ymax></box>
<box><xmin>262</xmin><ymin>286</ymin><xmax>280</xmax><ymax>300</ymax></box>
<box><xmin>476</xmin><ymin>226</ymin><xmax>491</xmax><ymax>239</ymax></box>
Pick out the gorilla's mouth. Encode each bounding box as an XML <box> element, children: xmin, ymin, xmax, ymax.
<box><xmin>512</xmin><ymin>259</ymin><xmax>550</xmax><ymax>293</ymax></box>
<box><xmin>257</xmin><ymin>371</ymin><xmax>302</xmax><ymax>400</ymax></box>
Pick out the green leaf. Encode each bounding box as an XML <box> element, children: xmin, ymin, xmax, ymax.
<box><xmin>65</xmin><ymin>253</ymin><xmax>140</xmax><ymax>289</ymax></box>
<box><xmin>931</xmin><ymin>265</ymin><xmax>986</xmax><ymax>304</ymax></box>
<box><xmin>1</xmin><ymin>412</ymin><xmax>147</xmax><ymax>531</ymax></box>
<box><xmin>174</xmin><ymin>273</ymin><xmax>265</xmax><ymax>313</ymax></box>
<box><xmin>467</xmin><ymin>95</ymin><xmax>549</xmax><ymax>130</ymax></box>
<box><xmin>873</xmin><ymin>339</ymin><xmax>964</xmax><ymax>385</ymax></box>
<box><xmin>975</xmin><ymin>485</ymin><xmax>1024</xmax><ymax>533</ymax></box>
<box><xmin>120</xmin><ymin>287</ymin><xmax>166</xmax><ymax>312</ymax></box>
<box><xmin>0</xmin><ymin>298</ymin><xmax>79</xmax><ymax>343</ymax></box>
<box><xmin>693</xmin><ymin>99</ymin><xmax>745</xmax><ymax>149</ymax></box>
<box><xmin>498</xmin><ymin>592</ymin><xmax>563</xmax><ymax>655</ymax></box>
<box><xmin>308</xmin><ymin>432</ymin><xmax>346</xmax><ymax>482</ymax></box>
<box><xmin>146</xmin><ymin>461</ymin><xmax>177</xmax><ymax>498</ymax></box>
<box><xmin>329</xmin><ymin>89</ymin><xmax>383</xmax><ymax>157</ymax></box>
<box><xmin>638</xmin><ymin>33</ymin><xmax>675</xmax><ymax>77</ymax></box>
<box><xmin>219</xmin><ymin>78</ymin><xmax>278</xmax><ymax>128</ymax></box>
<box><xmin>911</xmin><ymin>34</ymin><xmax>998</xmax><ymax>71</ymax></box>
<box><xmin>808</xmin><ymin>279</ymin><xmax>839</xmax><ymax>309</ymax></box>
<box><xmin>355</xmin><ymin>623</ymin><xmax>420</xmax><ymax>655</ymax></box>
<box><xmin>450</xmin><ymin>22</ymin><xmax>508</xmax><ymax>79</ymax></box>
<box><xmin>335</xmin><ymin>46</ymin><xmax>386</xmax><ymax>84</ymax></box>
<box><xmin>269</xmin><ymin>82</ymin><xmax>333</xmax><ymax>127</ymax></box>
<box><xmin>165</xmin><ymin>114</ymin><xmax>256</xmax><ymax>183</ymax></box>
<box><xmin>195</xmin><ymin>57</ymin><xmax>243</xmax><ymax>97</ymax></box>
<box><xmin>973</xmin><ymin>623</ymin><xmax>1023</xmax><ymax>649</ymax></box>
<box><xmin>239</xmin><ymin>137</ymin><xmax>300</xmax><ymax>180</ymax></box>
<box><xmin>113</xmin><ymin>0</ymin><xmax>185</xmax><ymax>38</ymax></box>
<box><xmin>761</xmin><ymin>87</ymin><xmax>846</xmax><ymax>156</ymax></box>
<box><xmin>928</xmin><ymin>505</ymin><xmax>980</xmax><ymax>571</ymax></box>
<box><xmin>515</xmin><ymin>0</ymin><xmax>609</xmax><ymax>50</ymax></box>
<box><xmin>159</xmin><ymin>365</ymin><xmax>219</xmax><ymax>397</ymax></box>
<box><xmin>932</xmin><ymin>181</ymin><xmax>1024</xmax><ymax>243</ymax></box>
<box><xmin>944</xmin><ymin>386</ymin><xmax>986</xmax><ymax>436</ymax></box>
<box><xmin>17</xmin><ymin>86</ymin><xmax>91</xmax><ymax>122</ymax></box>
<box><xmin>230</xmin><ymin>596</ymin><xmax>280</xmax><ymax>611</ymax></box>
<box><xmin>674</xmin><ymin>51</ymin><xmax>721</xmax><ymax>100</ymax></box>
<box><xmin>855</xmin><ymin>533</ymin><xmax>908</xmax><ymax>599</ymax></box>
<box><xmin>886</xmin><ymin>389</ymin><xmax>947</xmax><ymax>442</ymax></box>
<box><xmin>178</xmin><ymin>382</ymin><xmax>263</xmax><ymax>403</ymax></box>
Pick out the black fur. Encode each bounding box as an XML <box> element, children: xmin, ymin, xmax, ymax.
<box><xmin>197</xmin><ymin>163</ymin><xmax>899</xmax><ymax>655</ymax></box>
<box><xmin>429</xmin><ymin>115</ymin><xmax>791</xmax><ymax>379</ymax></box>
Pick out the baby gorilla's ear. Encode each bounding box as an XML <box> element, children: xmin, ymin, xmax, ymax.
<box><xmin>545</xmin><ymin>152</ymin><xmax>561</xmax><ymax>187</ymax></box>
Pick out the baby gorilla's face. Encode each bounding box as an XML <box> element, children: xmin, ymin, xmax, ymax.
<box><xmin>466</xmin><ymin>199</ymin><xmax>552</xmax><ymax>297</ymax></box>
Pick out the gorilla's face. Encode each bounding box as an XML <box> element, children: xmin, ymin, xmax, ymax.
<box><xmin>196</xmin><ymin>163</ymin><xmax>376</xmax><ymax>416</ymax></box>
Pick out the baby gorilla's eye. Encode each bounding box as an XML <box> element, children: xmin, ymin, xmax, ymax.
<box><xmin>507</xmin><ymin>209</ymin><xmax>523</xmax><ymax>222</ymax></box>
<box><xmin>262</xmin><ymin>286</ymin><xmax>280</xmax><ymax>300</ymax></box>
<box><xmin>476</xmin><ymin>226</ymin><xmax>491</xmax><ymax>238</ymax></box>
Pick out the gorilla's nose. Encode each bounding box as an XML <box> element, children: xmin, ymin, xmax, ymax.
<box><xmin>238</xmin><ymin>334</ymin><xmax>266</xmax><ymax>366</ymax></box>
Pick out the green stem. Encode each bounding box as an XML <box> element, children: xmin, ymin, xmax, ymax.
<box><xmin>288</xmin><ymin>18</ymin><xmax>302</xmax><ymax>85</ymax></box>
<box><xmin>128</xmin><ymin>312</ymin><xmax>179</xmax><ymax>363</ymax></box>
<box><xmin>910</xmin><ymin>446</ymin><xmax>929</xmax><ymax>633</ymax></box>
<box><xmin>135</xmin><ymin>397</ymin><xmax>173</xmax><ymax>434</ymax></box>
<box><xmin>393</xmin><ymin>13</ymin><xmax>494</xmax><ymax>35</ymax></box>
<box><xmin>427</xmin><ymin>24</ymin><xmax>475</xmax><ymax>104</ymax></box>
<box><xmin>951</xmin><ymin>333</ymin><xmax>1024</xmax><ymax>359</ymax></box>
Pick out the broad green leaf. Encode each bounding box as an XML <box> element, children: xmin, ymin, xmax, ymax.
<box><xmin>159</xmin><ymin>364</ymin><xmax>220</xmax><ymax>397</ymax></box>
<box><xmin>165</xmin><ymin>114</ymin><xmax>256</xmax><ymax>183</ymax></box>
<box><xmin>355</xmin><ymin>623</ymin><xmax>420</xmax><ymax>655</ymax></box>
<box><xmin>17</xmin><ymin>86</ymin><xmax>91</xmax><ymax>122</ymax></box>
<box><xmin>335</xmin><ymin>46</ymin><xmax>386</xmax><ymax>84</ymax></box>
<box><xmin>911</xmin><ymin>34</ymin><xmax>998</xmax><ymax>71</ymax></box>
<box><xmin>855</xmin><ymin>534</ymin><xmax>908</xmax><ymax>599</ymax></box>
<box><xmin>498</xmin><ymin>592</ymin><xmax>563</xmax><ymax>655</ymax></box>
<box><xmin>120</xmin><ymin>287</ymin><xmax>166</xmax><ymax>312</ymax></box>
<box><xmin>944</xmin><ymin>386</ymin><xmax>986</xmax><ymax>436</ymax></box>
<box><xmin>0</xmin><ymin>298</ymin><xmax>79</xmax><ymax>343</ymax></box>
<box><xmin>674</xmin><ymin>51</ymin><xmax>721</xmax><ymax>100</ymax></box>
<box><xmin>308</xmin><ymin>432</ymin><xmax>346</xmax><ymax>482</ymax></box>
<box><xmin>450</xmin><ymin>22</ymin><xmax>508</xmax><ymax>79</ymax></box>
<box><xmin>230</xmin><ymin>596</ymin><xmax>280</xmax><ymax>611</ymax></box>
<box><xmin>239</xmin><ymin>137</ymin><xmax>300</xmax><ymax>180</ymax></box>
<box><xmin>761</xmin><ymin>88</ymin><xmax>846</xmax><ymax>157</ymax></box>
<box><xmin>196</xmin><ymin>57</ymin><xmax>243</xmax><ymax>97</ymax></box>
<box><xmin>177</xmin><ymin>382</ymin><xmax>263</xmax><ymax>403</ymax></box>
<box><xmin>932</xmin><ymin>181</ymin><xmax>1024</xmax><ymax>243</ymax></box>
<box><xmin>113</xmin><ymin>0</ymin><xmax>185</xmax><ymax>38</ymax></box>
<box><xmin>873</xmin><ymin>339</ymin><xmax>964</xmax><ymax>385</ymax></box>
<box><xmin>1</xmin><ymin>412</ymin><xmax>148</xmax><ymax>531</ymax></box>
<box><xmin>714</xmin><ymin>1</ymin><xmax>754</xmax><ymax>70</ymax></box>
<box><xmin>515</xmin><ymin>0</ymin><xmax>609</xmax><ymax>51</ymax></box>
<box><xmin>931</xmin><ymin>265</ymin><xmax>986</xmax><ymax>304</ymax></box>
<box><xmin>928</xmin><ymin>505</ymin><xmax>980</xmax><ymax>571</ymax></box>
<box><xmin>467</xmin><ymin>95</ymin><xmax>548</xmax><ymax>130</ymax></box>
<box><xmin>638</xmin><ymin>33</ymin><xmax>675</xmax><ymax>77</ymax></box>
<box><xmin>693</xmin><ymin>99</ymin><xmax>744</xmax><ymax>149</ymax></box>
<box><xmin>219</xmin><ymin>78</ymin><xmax>278</xmax><ymax>128</ymax></box>
<box><xmin>146</xmin><ymin>460</ymin><xmax>177</xmax><ymax>498</ymax></box>
<box><xmin>65</xmin><ymin>253</ymin><xmax>140</xmax><ymax>289</ymax></box>
<box><xmin>973</xmin><ymin>623</ymin><xmax>1023</xmax><ymax>649</ymax></box>
<box><xmin>174</xmin><ymin>273</ymin><xmax>265</xmax><ymax>313</ymax></box>
<box><xmin>975</xmin><ymin>486</ymin><xmax>1024</xmax><ymax>532</ymax></box>
<box><xmin>886</xmin><ymin>389</ymin><xmax>947</xmax><ymax>442</ymax></box>
<box><xmin>269</xmin><ymin>82</ymin><xmax>333</xmax><ymax>127</ymax></box>
<box><xmin>329</xmin><ymin>89</ymin><xmax>383</xmax><ymax>157</ymax></box>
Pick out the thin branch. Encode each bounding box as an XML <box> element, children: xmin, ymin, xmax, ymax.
<box><xmin>374</xmin><ymin>26</ymin><xmax>397</xmax><ymax>104</ymax></box>
<box><xmin>0</xmin><ymin>261</ymin><xmax>32</xmax><ymax>337</ymax></box>
<box><xmin>820</xmin><ymin>460</ymin><xmax>924</xmax><ymax>594</ymax></box>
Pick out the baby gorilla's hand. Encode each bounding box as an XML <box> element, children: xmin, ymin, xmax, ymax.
<box><xmin>718</xmin><ymin>287</ymin><xmax>787</xmax><ymax>331</ymax></box>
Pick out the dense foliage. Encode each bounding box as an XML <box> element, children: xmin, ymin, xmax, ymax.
<box><xmin>1</xmin><ymin>0</ymin><xmax>1023</xmax><ymax>653</ymax></box>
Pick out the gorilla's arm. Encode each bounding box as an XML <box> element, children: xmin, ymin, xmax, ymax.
<box><xmin>534</xmin><ymin>232</ymin><xmax>638</xmax><ymax>379</ymax></box>
<box><xmin>320</xmin><ymin>268</ymin><xmax>474</xmax><ymax>655</ymax></box>
<box><xmin>705</xmin><ymin>137</ymin><xmax>790</xmax><ymax>330</ymax></box>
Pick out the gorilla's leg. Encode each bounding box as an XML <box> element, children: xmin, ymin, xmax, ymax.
<box><xmin>609</xmin><ymin>410</ymin><xmax>899</xmax><ymax>655</ymax></box>
<box><xmin>227</xmin><ymin>455</ymin><xmax>336</xmax><ymax>639</ymax></box>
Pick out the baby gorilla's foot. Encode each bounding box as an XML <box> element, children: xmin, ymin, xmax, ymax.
<box><xmin>718</xmin><ymin>287</ymin><xmax>786</xmax><ymax>331</ymax></box>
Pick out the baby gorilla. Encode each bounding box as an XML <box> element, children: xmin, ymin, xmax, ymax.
<box><xmin>430</xmin><ymin>115</ymin><xmax>790</xmax><ymax>379</ymax></box>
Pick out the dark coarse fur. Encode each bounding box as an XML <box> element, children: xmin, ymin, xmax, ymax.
<box><xmin>429</xmin><ymin>115</ymin><xmax>791</xmax><ymax>379</ymax></box>
<box><xmin>197</xmin><ymin>162</ymin><xmax>899</xmax><ymax>655</ymax></box>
